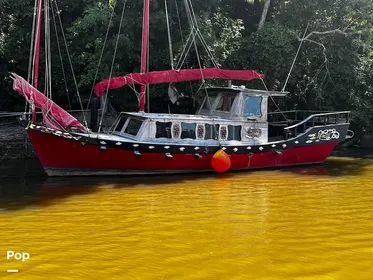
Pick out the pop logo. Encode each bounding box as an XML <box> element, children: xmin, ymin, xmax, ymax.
<box><xmin>7</xmin><ymin>251</ymin><xmax>30</xmax><ymax>262</ymax></box>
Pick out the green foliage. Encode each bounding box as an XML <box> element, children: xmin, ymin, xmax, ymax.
<box><xmin>0</xmin><ymin>0</ymin><xmax>373</xmax><ymax>134</ymax></box>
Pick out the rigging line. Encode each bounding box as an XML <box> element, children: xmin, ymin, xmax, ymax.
<box><xmin>187</xmin><ymin>0</ymin><xmax>219</xmax><ymax>68</ymax></box>
<box><xmin>26</xmin><ymin>0</ymin><xmax>39</xmax><ymax>118</ymax></box>
<box><xmin>146</xmin><ymin>20</ymin><xmax>150</xmax><ymax>113</ymax></box>
<box><xmin>188</xmin><ymin>0</ymin><xmax>219</xmax><ymax>68</ymax></box>
<box><xmin>44</xmin><ymin>0</ymin><xmax>49</xmax><ymax>108</ymax></box>
<box><xmin>195</xmin><ymin>31</ymin><xmax>219</xmax><ymax>68</ymax></box>
<box><xmin>175</xmin><ymin>0</ymin><xmax>197</xmax><ymax>69</ymax></box>
<box><xmin>85</xmin><ymin>3</ymin><xmax>116</xmax><ymax>112</ymax></box>
<box><xmin>176</xmin><ymin>29</ymin><xmax>198</xmax><ymax>70</ymax></box>
<box><xmin>175</xmin><ymin>27</ymin><xmax>196</xmax><ymax>69</ymax></box>
<box><xmin>173</xmin><ymin>0</ymin><xmax>193</xmax><ymax>93</ymax></box>
<box><xmin>282</xmin><ymin>22</ymin><xmax>309</xmax><ymax>92</ymax></box>
<box><xmin>259</xmin><ymin>77</ymin><xmax>289</xmax><ymax>122</ymax></box>
<box><xmin>183</xmin><ymin>0</ymin><xmax>218</xmax><ymax>115</ymax></box>
<box><xmin>183</xmin><ymin>0</ymin><xmax>203</xmax><ymax>75</ymax></box>
<box><xmin>98</xmin><ymin>0</ymin><xmax>128</xmax><ymax>133</ymax></box>
<box><xmin>183</xmin><ymin>0</ymin><xmax>210</xmax><ymax>111</ymax></box>
<box><xmin>50</xmin><ymin>0</ymin><xmax>71</xmax><ymax>110</ymax></box>
<box><xmin>53</xmin><ymin>0</ymin><xmax>88</xmax><ymax>128</ymax></box>
<box><xmin>31</xmin><ymin>0</ymin><xmax>41</xmax><ymax>89</ymax></box>
<box><xmin>165</xmin><ymin>0</ymin><xmax>174</xmax><ymax>70</ymax></box>
<box><xmin>174</xmin><ymin>0</ymin><xmax>184</xmax><ymax>47</ymax></box>
<box><xmin>47</xmin><ymin>0</ymin><xmax>52</xmax><ymax>99</ymax></box>
<box><xmin>27</xmin><ymin>0</ymin><xmax>38</xmax><ymax>84</ymax></box>
<box><xmin>46</xmin><ymin>0</ymin><xmax>53</xmax><ymax>105</ymax></box>
<box><xmin>43</xmin><ymin>0</ymin><xmax>48</xmax><ymax>96</ymax></box>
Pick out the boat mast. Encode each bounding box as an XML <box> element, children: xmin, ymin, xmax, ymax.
<box><xmin>32</xmin><ymin>0</ymin><xmax>43</xmax><ymax>121</ymax></box>
<box><xmin>139</xmin><ymin>0</ymin><xmax>150</xmax><ymax>112</ymax></box>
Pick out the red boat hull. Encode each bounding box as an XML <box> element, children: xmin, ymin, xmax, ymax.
<box><xmin>27</xmin><ymin>127</ymin><xmax>339</xmax><ymax>176</ymax></box>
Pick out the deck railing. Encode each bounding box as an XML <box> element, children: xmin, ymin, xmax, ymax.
<box><xmin>267</xmin><ymin>110</ymin><xmax>334</xmax><ymax>124</ymax></box>
<box><xmin>282</xmin><ymin>111</ymin><xmax>350</xmax><ymax>139</ymax></box>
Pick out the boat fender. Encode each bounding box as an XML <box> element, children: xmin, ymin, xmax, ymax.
<box><xmin>211</xmin><ymin>149</ymin><xmax>231</xmax><ymax>173</ymax></box>
<box><xmin>194</xmin><ymin>153</ymin><xmax>202</xmax><ymax>159</ymax></box>
<box><xmin>165</xmin><ymin>153</ymin><xmax>173</xmax><ymax>159</ymax></box>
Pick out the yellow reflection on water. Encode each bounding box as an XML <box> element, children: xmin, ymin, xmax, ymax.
<box><xmin>1</xmin><ymin>158</ymin><xmax>373</xmax><ymax>279</ymax></box>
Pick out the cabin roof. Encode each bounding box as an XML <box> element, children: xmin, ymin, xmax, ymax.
<box><xmin>121</xmin><ymin>112</ymin><xmax>225</xmax><ymax>121</ymax></box>
<box><xmin>204</xmin><ymin>86</ymin><xmax>288</xmax><ymax>96</ymax></box>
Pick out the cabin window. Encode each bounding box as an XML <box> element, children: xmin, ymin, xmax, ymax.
<box><xmin>203</xmin><ymin>95</ymin><xmax>217</xmax><ymax>109</ymax></box>
<box><xmin>124</xmin><ymin>118</ymin><xmax>143</xmax><ymax>136</ymax></box>
<box><xmin>243</xmin><ymin>96</ymin><xmax>262</xmax><ymax>117</ymax></box>
<box><xmin>156</xmin><ymin>122</ymin><xmax>172</xmax><ymax>138</ymax></box>
<box><xmin>204</xmin><ymin>124</ymin><xmax>219</xmax><ymax>140</ymax></box>
<box><xmin>181</xmin><ymin>122</ymin><xmax>196</xmax><ymax>139</ymax></box>
<box><xmin>228</xmin><ymin>125</ymin><xmax>242</xmax><ymax>141</ymax></box>
<box><xmin>114</xmin><ymin>116</ymin><xmax>128</xmax><ymax>132</ymax></box>
<box><xmin>216</xmin><ymin>95</ymin><xmax>234</xmax><ymax>112</ymax></box>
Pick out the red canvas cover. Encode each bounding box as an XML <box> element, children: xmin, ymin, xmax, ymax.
<box><xmin>94</xmin><ymin>68</ymin><xmax>264</xmax><ymax>96</ymax></box>
<box><xmin>12</xmin><ymin>73</ymin><xmax>87</xmax><ymax>132</ymax></box>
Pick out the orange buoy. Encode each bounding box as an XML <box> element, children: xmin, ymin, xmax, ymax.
<box><xmin>211</xmin><ymin>149</ymin><xmax>231</xmax><ymax>173</ymax></box>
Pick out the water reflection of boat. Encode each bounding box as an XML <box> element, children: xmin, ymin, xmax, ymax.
<box><xmin>287</xmin><ymin>165</ymin><xmax>329</xmax><ymax>176</ymax></box>
<box><xmin>11</xmin><ymin>0</ymin><xmax>352</xmax><ymax>176</ymax></box>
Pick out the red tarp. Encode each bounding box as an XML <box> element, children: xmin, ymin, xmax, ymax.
<box><xmin>94</xmin><ymin>68</ymin><xmax>264</xmax><ymax>96</ymax></box>
<box><xmin>12</xmin><ymin>73</ymin><xmax>87</xmax><ymax>132</ymax></box>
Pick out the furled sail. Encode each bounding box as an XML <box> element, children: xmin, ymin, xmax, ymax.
<box><xmin>94</xmin><ymin>68</ymin><xmax>264</xmax><ymax>96</ymax></box>
<box><xmin>11</xmin><ymin>73</ymin><xmax>87</xmax><ymax>132</ymax></box>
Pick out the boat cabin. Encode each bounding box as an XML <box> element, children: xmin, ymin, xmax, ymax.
<box><xmin>109</xmin><ymin>86</ymin><xmax>287</xmax><ymax>145</ymax></box>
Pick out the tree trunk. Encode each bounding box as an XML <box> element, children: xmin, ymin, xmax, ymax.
<box><xmin>258</xmin><ymin>0</ymin><xmax>271</xmax><ymax>30</ymax></box>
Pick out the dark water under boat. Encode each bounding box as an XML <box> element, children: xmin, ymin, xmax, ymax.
<box><xmin>0</xmin><ymin>157</ymin><xmax>373</xmax><ymax>279</ymax></box>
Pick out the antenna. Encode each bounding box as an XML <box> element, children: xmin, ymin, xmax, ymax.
<box><xmin>282</xmin><ymin>22</ymin><xmax>310</xmax><ymax>92</ymax></box>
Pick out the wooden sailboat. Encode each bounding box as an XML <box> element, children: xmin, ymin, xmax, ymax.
<box><xmin>11</xmin><ymin>0</ymin><xmax>352</xmax><ymax>176</ymax></box>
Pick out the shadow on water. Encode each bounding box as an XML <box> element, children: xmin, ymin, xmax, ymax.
<box><xmin>0</xmin><ymin>160</ymin><xmax>219</xmax><ymax>212</ymax></box>
<box><xmin>0</xmin><ymin>156</ymin><xmax>371</xmax><ymax>212</ymax></box>
<box><xmin>281</xmin><ymin>157</ymin><xmax>373</xmax><ymax>177</ymax></box>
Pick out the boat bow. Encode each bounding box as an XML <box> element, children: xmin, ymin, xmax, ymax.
<box><xmin>11</xmin><ymin>73</ymin><xmax>87</xmax><ymax>132</ymax></box>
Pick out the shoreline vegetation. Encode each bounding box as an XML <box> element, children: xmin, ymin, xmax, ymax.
<box><xmin>1</xmin><ymin>123</ymin><xmax>372</xmax><ymax>161</ymax></box>
<box><xmin>1</xmin><ymin>0</ymin><xmax>373</xmax><ymax>138</ymax></box>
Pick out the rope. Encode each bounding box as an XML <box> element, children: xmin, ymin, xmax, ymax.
<box><xmin>258</xmin><ymin>77</ymin><xmax>289</xmax><ymax>122</ymax></box>
<box><xmin>183</xmin><ymin>0</ymin><xmax>221</xmax><ymax>138</ymax></box>
<box><xmin>173</xmin><ymin>0</ymin><xmax>194</xmax><ymax>94</ymax></box>
<box><xmin>183</xmin><ymin>0</ymin><xmax>204</xmax><ymax>76</ymax></box>
<box><xmin>51</xmin><ymin>0</ymin><xmax>71</xmax><ymax>110</ymax></box>
<box><xmin>176</xmin><ymin>29</ymin><xmax>198</xmax><ymax>70</ymax></box>
<box><xmin>187</xmin><ymin>0</ymin><xmax>219</xmax><ymax>68</ymax></box>
<box><xmin>53</xmin><ymin>0</ymin><xmax>88</xmax><ymax>128</ymax></box>
<box><xmin>98</xmin><ymin>0</ymin><xmax>128</xmax><ymax>133</ymax></box>
<box><xmin>165</xmin><ymin>0</ymin><xmax>174</xmax><ymax>70</ymax></box>
<box><xmin>27</xmin><ymin>0</ymin><xmax>38</xmax><ymax>84</ymax></box>
<box><xmin>85</xmin><ymin>3</ymin><xmax>116</xmax><ymax>112</ymax></box>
